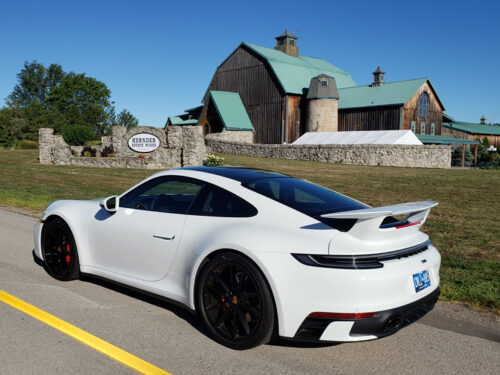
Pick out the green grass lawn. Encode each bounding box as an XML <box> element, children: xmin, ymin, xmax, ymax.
<box><xmin>1</xmin><ymin>149</ymin><xmax>499</xmax><ymax>314</ymax></box>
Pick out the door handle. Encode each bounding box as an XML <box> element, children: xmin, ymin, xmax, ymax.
<box><xmin>153</xmin><ymin>234</ymin><xmax>175</xmax><ymax>241</ymax></box>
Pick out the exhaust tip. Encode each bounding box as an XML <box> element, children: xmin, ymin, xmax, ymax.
<box><xmin>383</xmin><ymin>315</ymin><xmax>403</xmax><ymax>332</ymax></box>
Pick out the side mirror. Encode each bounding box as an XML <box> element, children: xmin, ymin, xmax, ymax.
<box><xmin>100</xmin><ymin>195</ymin><xmax>119</xmax><ymax>213</ymax></box>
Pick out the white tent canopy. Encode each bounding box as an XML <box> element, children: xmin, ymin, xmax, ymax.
<box><xmin>292</xmin><ymin>130</ymin><xmax>423</xmax><ymax>146</ymax></box>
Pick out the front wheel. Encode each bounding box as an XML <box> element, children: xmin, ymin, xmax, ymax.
<box><xmin>41</xmin><ymin>217</ymin><xmax>80</xmax><ymax>281</ymax></box>
<box><xmin>197</xmin><ymin>252</ymin><xmax>275</xmax><ymax>350</ymax></box>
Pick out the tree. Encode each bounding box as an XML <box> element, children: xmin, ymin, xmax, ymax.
<box><xmin>47</xmin><ymin>72</ymin><xmax>112</xmax><ymax>135</ymax></box>
<box><xmin>116</xmin><ymin>109</ymin><xmax>139</xmax><ymax>130</ymax></box>
<box><xmin>2</xmin><ymin>61</ymin><xmax>139</xmax><ymax>142</ymax></box>
<box><xmin>7</xmin><ymin>61</ymin><xmax>64</xmax><ymax>108</ymax></box>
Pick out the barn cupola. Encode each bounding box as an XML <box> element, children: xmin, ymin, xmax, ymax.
<box><xmin>275</xmin><ymin>29</ymin><xmax>298</xmax><ymax>57</ymax></box>
<box><xmin>480</xmin><ymin>115</ymin><xmax>487</xmax><ymax>125</ymax></box>
<box><xmin>371</xmin><ymin>66</ymin><xmax>385</xmax><ymax>87</ymax></box>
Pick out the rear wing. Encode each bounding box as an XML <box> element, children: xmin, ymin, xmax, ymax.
<box><xmin>322</xmin><ymin>201</ymin><xmax>438</xmax><ymax>221</ymax></box>
<box><xmin>322</xmin><ymin>201</ymin><xmax>438</xmax><ymax>250</ymax></box>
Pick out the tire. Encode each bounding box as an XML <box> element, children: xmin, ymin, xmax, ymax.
<box><xmin>41</xmin><ymin>217</ymin><xmax>80</xmax><ymax>281</ymax></box>
<box><xmin>196</xmin><ymin>252</ymin><xmax>275</xmax><ymax>350</ymax></box>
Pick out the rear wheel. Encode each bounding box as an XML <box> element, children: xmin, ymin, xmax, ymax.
<box><xmin>41</xmin><ymin>218</ymin><xmax>80</xmax><ymax>281</ymax></box>
<box><xmin>197</xmin><ymin>252</ymin><xmax>275</xmax><ymax>350</ymax></box>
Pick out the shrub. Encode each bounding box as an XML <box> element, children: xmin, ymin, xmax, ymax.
<box><xmin>62</xmin><ymin>124</ymin><xmax>96</xmax><ymax>146</ymax></box>
<box><xmin>100</xmin><ymin>145</ymin><xmax>114</xmax><ymax>157</ymax></box>
<box><xmin>204</xmin><ymin>154</ymin><xmax>224</xmax><ymax>167</ymax></box>
<box><xmin>80</xmin><ymin>146</ymin><xmax>97</xmax><ymax>157</ymax></box>
<box><xmin>16</xmin><ymin>140</ymin><xmax>39</xmax><ymax>149</ymax></box>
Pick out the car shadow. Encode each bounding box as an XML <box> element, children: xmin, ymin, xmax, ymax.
<box><xmin>32</xmin><ymin>249</ymin><xmax>340</xmax><ymax>350</ymax></box>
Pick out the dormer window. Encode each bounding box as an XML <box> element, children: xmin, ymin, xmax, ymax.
<box><xmin>289</xmin><ymin>38</ymin><xmax>295</xmax><ymax>46</ymax></box>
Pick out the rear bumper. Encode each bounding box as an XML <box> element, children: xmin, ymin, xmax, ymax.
<box><xmin>294</xmin><ymin>287</ymin><xmax>440</xmax><ymax>342</ymax></box>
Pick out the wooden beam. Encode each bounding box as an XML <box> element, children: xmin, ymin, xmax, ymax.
<box><xmin>474</xmin><ymin>144</ymin><xmax>478</xmax><ymax>166</ymax></box>
<box><xmin>462</xmin><ymin>144</ymin><xmax>466</xmax><ymax>168</ymax></box>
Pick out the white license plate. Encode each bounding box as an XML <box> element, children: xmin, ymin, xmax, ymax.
<box><xmin>413</xmin><ymin>270</ymin><xmax>431</xmax><ymax>293</ymax></box>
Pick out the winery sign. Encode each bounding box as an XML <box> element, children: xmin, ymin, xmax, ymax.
<box><xmin>128</xmin><ymin>133</ymin><xmax>160</xmax><ymax>153</ymax></box>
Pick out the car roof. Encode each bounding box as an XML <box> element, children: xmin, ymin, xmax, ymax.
<box><xmin>179</xmin><ymin>166</ymin><xmax>289</xmax><ymax>182</ymax></box>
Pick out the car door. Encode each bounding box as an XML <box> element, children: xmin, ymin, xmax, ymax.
<box><xmin>88</xmin><ymin>176</ymin><xmax>204</xmax><ymax>281</ymax></box>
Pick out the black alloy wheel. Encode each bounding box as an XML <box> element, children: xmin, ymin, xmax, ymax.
<box><xmin>41</xmin><ymin>217</ymin><xmax>80</xmax><ymax>281</ymax></box>
<box><xmin>197</xmin><ymin>252</ymin><xmax>275</xmax><ymax>350</ymax></box>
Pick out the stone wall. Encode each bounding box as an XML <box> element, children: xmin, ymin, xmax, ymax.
<box><xmin>206</xmin><ymin>139</ymin><xmax>451</xmax><ymax>168</ymax></box>
<box><xmin>39</xmin><ymin>126</ymin><xmax>207</xmax><ymax>169</ymax></box>
<box><xmin>205</xmin><ymin>129</ymin><xmax>254</xmax><ymax>143</ymax></box>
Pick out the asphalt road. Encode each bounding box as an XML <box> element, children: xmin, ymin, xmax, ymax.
<box><xmin>0</xmin><ymin>208</ymin><xmax>498</xmax><ymax>375</ymax></box>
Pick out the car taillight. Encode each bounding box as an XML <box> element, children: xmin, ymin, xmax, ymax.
<box><xmin>308</xmin><ymin>312</ymin><xmax>375</xmax><ymax>319</ymax></box>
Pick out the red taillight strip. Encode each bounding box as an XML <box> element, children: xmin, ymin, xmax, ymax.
<box><xmin>308</xmin><ymin>312</ymin><xmax>375</xmax><ymax>319</ymax></box>
<box><xmin>396</xmin><ymin>221</ymin><xmax>421</xmax><ymax>229</ymax></box>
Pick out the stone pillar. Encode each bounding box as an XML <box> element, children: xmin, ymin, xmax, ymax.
<box><xmin>307</xmin><ymin>99</ymin><xmax>338</xmax><ymax>132</ymax></box>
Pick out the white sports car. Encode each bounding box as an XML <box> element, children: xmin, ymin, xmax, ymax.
<box><xmin>34</xmin><ymin>167</ymin><xmax>440</xmax><ymax>349</ymax></box>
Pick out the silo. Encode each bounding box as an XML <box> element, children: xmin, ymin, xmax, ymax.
<box><xmin>307</xmin><ymin>74</ymin><xmax>339</xmax><ymax>132</ymax></box>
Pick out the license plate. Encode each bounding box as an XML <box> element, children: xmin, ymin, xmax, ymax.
<box><xmin>413</xmin><ymin>270</ymin><xmax>431</xmax><ymax>293</ymax></box>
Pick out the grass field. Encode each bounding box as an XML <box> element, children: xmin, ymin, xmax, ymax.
<box><xmin>1</xmin><ymin>149</ymin><xmax>499</xmax><ymax>314</ymax></box>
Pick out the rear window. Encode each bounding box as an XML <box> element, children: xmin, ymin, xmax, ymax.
<box><xmin>243</xmin><ymin>177</ymin><xmax>366</xmax><ymax>217</ymax></box>
<box><xmin>189</xmin><ymin>184</ymin><xmax>257</xmax><ymax>217</ymax></box>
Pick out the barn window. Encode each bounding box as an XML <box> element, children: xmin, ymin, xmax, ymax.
<box><xmin>289</xmin><ymin>38</ymin><xmax>295</xmax><ymax>46</ymax></box>
<box><xmin>421</xmin><ymin>121</ymin><xmax>426</xmax><ymax>134</ymax></box>
<box><xmin>418</xmin><ymin>92</ymin><xmax>429</xmax><ymax>118</ymax></box>
<box><xmin>411</xmin><ymin>121</ymin><xmax>416</xmax><ymax>133</ymax></box>
<box><xmin>431</xmin><ymin>122</ymin><xmax>435</xmax><ymax>135</ymax></box>
<box><xmin>279</xmin><ymin>39</ymin><xmax>284</xmax><ymax>45</ymax></box>
<box><xmin>321</xmin><ymin>80</ymin><xmax>328</xmax><ymax>86</ymax></box>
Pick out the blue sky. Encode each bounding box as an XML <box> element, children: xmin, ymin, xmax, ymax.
<box><xmin>1</xmin><ymin>0</ymin><xmax>499</xmax><ymax>126</ymax></box>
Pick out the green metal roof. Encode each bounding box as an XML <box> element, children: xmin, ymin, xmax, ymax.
<box><xmin>416</xmin><ymin>134</ymin><xmax>479</xmax><ymax>145</ymax></box>
<box><xmin>338</xmin><ymin>78</ymin><xmax>441</xmax><ymax>109</ymax></box>
<box><xmin>442</xmin><ymin>122</ymin><xmax>500</xmax><ymax>136</ymax></box>
<box><xmin>242</xmin><ymin>42</ymin><xmax>356</xmax><ymax>94</ymax></box>
<box><xmin>168</xmin><ymin>116</ymin><xmax>183</xmax><ymax>125</ymax></box>
<box><xmin>168</xmin><ymin>117</ymin><xmax>198</xmax><ymax>126</ymax></box>
<box><xmin>209</xmin><ymin>91</ymin><xmax>254</xmax><ymax>131</ymax></box>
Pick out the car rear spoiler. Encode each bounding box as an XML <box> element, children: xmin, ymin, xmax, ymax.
<box><xmin>321</xmin><ymin>201</ymin><xmax>439</xmax><ymax>220</ymax></box>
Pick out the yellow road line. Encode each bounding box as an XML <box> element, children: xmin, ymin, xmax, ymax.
<box><xmin>0</xmin><ymin>290</ymin><xmax>171</xmax><ymax>375</ymax></box>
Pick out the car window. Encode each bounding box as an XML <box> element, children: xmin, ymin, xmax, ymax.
<box><xmin>243</xmin><ymin>177</ymin><xmax>366</xmax><ymax>217</ymax></box>
<box><xmin>189</xmin><ymin>184</ymin><xmax>257</xmax><ymax>217</ymax></box>
<box><xmin>120</xmin><ymin>176</ymin><xmax>204</xmax><ymax>214</ymax></box>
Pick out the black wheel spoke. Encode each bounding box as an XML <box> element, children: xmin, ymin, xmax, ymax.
<box><xmin>215</xmin><ymin>309</ymin><xmax>231</xmax><ymax>328</ymax></box>
<box><xmin>240</xmin><ymin>302</ymin><xmax>259</xmax><ymax>317</ymax></box>
<box><xmin>237</xmin><ymin>309</ymin><xmax>251</xmax><ymax>336</ymax></box>
<box><xmin>240</xmin><ymin>292</ymin><xmax>258</xmax><ymax>302</ymax></box>
<box><xmin>213</xmin><ymin>271</ymin><xmax>230</xmax><ymax>293</ymax></box>
<box><xmin>205</xmin><ymin>285</ymin><xmax>225</xmax><ymax>299</ymax></box>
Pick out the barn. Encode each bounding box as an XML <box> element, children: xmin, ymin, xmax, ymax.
<box><xmin>167</xmin><ymin>31</ymin><xmax>448</xmax><ymax>145</ymax></box>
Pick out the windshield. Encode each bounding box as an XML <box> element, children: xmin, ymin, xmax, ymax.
<box><xmin>243</xmin><ymin>177</ymin><xmax>367</xmax><ymax>217</ymax></box>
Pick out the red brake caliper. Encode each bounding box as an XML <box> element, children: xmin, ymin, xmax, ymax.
<box><xmin>65</xmin><ymin>243</ymin><xmax>71</xmax><ymax>264</ymax></box>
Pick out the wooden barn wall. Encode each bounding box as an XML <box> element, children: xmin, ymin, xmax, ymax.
<box><xmin>402</xmin><ymin>82</ymin><xmax>443</xmax><ymax>135</ymax></box>
<box><xmin>338</xmin><ymin>106</ymin><xmax>401</xmax><ymax>131</ymax></box>
<box><xmin>206</xmin><ymin>47</ymin><xmax>283</xmax><ymax>144</ymax></box>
